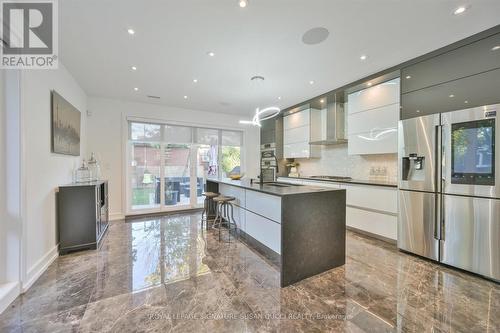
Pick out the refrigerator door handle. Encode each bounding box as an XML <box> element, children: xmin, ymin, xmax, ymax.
<box><xmin>433</xmin><ymin>124</ymin><xmax>442</xmax><ymax>240</ymax></box>
<box><xmin>440</xmin><ymin>123</ymin><xmax>446</xmax><ymax>242</ymax></box>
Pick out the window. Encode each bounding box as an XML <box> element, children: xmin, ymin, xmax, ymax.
<box><xmin>127</xmin><ymin>121</ymin><xmax>244</xmax><ymax>214</ymax></box>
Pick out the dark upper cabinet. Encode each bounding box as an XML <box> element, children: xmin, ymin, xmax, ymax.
<box><xmin>401</xmin><ymin>68</ymin><xmax>500</xmax><ymax>120</ymax></box>
<box><xmin>401</xmin><ymin>33</ymin><xmax>500</xmax><ymax>94</ymax></box>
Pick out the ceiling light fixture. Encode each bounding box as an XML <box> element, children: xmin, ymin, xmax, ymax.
<box><xmin>320</xmin><ymin>99</ymin><xmax>325</xmax><ymax>103</ymax></box>
<box><xmin>131</xmin><ymin>66</ymin><xmax>137</xmax><ymax>71</ymax></box>
<box><xmin>239</xmin><ymin>0</ymin><xmax>248</xmax><ymax>8</ymax></box>
<box><xmin>309</xmin><ymin>80</ymin><xmax>315</xmax><ymax>85</ymax></box>
<box><xmin>449</xmin><ymin>94</ymin><xmax>455</xmax><ymax>98</ymax></box>
<box><xmin>134</xmin><ymin>87</ymin><xmax>139</xmax><ymax>91</ymax></box>
<box><xmin>193</xmin><ymin>79</ymin><xmax>198</xmax><ymax>83</ymax></box>
<box><xmin>183</xmin><ymin>95</ymin><xmax>188</xmax><ymax>99</ymax></box>
<box><xmin>453</xmin><ymin>6</ymin><xmax>467</xmax><ymax>15</ymax></box>
<box><xmin>492</xmin><ymin>45</ymin><xmax>500</xmax><ymax>51</ymax></box>
<box><xmin>360</xmin><ymin>55</ymin><xmax>367</xmax><ymax>61</ymax></box>
<box><xmin>367</xmin><ymin>82</ymin><xmax>372</xmax><ymax>86</ymax></box>
<box><xmin>240</xmin><ymin>106</ymin><xmax>281</xmax><ymax>127</ymax></box>
<box><xmin>405</xmin><ymin>75</ymin><xmax>411</xmax><ymax>79</ymax></box>
<box><xmin>464</xmin><ymin>100</ymin><xmax>469</xmax><ymax>104</ymax></box>
<box><xmin>277</xmin><ymin>96</ymin><xmax>282</xmax><ymax>100</ymax></box>
<box><xmin>127</xmin><ymin>28</ymin><xmax>135</xmax><ymax>35</ymax></box>
<box><xmin>207</xmin><ymin>51</ymin><xmax>215</xmax><ymax>57</ymax></box>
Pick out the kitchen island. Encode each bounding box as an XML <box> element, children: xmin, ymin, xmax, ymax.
<box><xmin>206</xmin><ymin>179</ymin><xmax>346</xmax><ymax>287</ymax></box>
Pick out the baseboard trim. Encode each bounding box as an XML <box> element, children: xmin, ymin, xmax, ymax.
<box><xmin>0</xmin><ymin>282</ymin><xmax>20</xmax><ymax>314</ymax></box>
<box><xmin>109</xmin><ymin>213</ymin><xmax>125</xmax><ymax>221</ymax></box>
<box><xmin>22</xmin><ymin>245</ymin><xmax>58</xmax><ymax>293</ymax></box>
<box><xmin>347</xmin><ymin>226</ymin><xmax>397</xmax><ymax>245</ymax></box>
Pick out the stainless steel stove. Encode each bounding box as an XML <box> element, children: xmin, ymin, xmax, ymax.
<box><xmin>309</xmin><ymin>175</ymin><xmax>352</xmax><ymax>181</ymax></box>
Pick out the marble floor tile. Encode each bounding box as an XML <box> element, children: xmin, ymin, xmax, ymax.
<box><xmin>1</xmin><ymin>212</ymin><xmax>499</xmax><ymax>333</ymax></box>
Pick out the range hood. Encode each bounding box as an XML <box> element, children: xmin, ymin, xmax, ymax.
<box><xmin>309</xmin><ymin>101</ymin><xmax>347</xmax><ymax>145</ymax></box>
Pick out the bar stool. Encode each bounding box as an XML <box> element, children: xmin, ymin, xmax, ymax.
<box><xmin>213</xmin><ymin>196</ymin><xmax>238</xmax><ymax>242</ymax></box>
<box><xmin>201</xmin><ymin>192</ymin><xmax>219</xmax><ymax>230</ymax></box>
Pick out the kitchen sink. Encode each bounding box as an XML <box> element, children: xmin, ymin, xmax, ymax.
<box><xmin>263</xmin><ymin>182</ymin><xmax>301</xmax><ymax>187</ymax></box>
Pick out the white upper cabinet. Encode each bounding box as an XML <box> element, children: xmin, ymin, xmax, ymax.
<box><xmin>283</xmin><ymin>108</ymin><xmax>320</xmax><ymax>158</ymax></box>
<box><xmin>347</xmin><ymin>78</ymin><xmax>400</xmax><ymax>155</ymax></box>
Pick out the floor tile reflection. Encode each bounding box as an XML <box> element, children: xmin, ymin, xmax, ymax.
<box><xmin>0</xmin><ymin>212</ymin><xmax>499</xmax><ymax>332</ymax></box>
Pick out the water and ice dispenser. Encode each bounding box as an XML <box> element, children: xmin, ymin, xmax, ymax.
<box><xmin>402</xmin><ymin>153</ymin><xmax>425</xmax><ymax>181</ymax></box>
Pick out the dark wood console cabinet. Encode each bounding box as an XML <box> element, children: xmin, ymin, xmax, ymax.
<box><xmin>57</xmin><ymin>180</ymin><xmax>109</xmax><ymax>255</ymax></box>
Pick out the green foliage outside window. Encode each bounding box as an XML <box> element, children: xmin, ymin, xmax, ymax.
<box><xmin>221</xmin><ymin>146</ymin><xmax>241</xmax><ymax>175</ymax></box>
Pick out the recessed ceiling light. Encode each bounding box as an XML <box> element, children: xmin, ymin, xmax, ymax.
<box><xmin>309</xmin><ymin>80</ymin><xmax>315</xmax><ymax>85</ymax></box>
<box><xmin>464</xmin><ymin>100</ymin><xmax>469</xmax><ymax>104</ymax></box>
<box><xmin>367</xmin><ymin>82</ymin><xmax>372</xmax><ymax>86</ymax></box>
<box><xmin>405</xmin><ymin>75</ymin><xmax>411</xmax><ymax>79</ymax></box>
<box><xmin>183</xmin><ymin>95</ymin><xmax>188</xmax><ymax>99</ymax></box>
<box><xmin>453</xmin><ymin>6</ymin><xmax>467</xmax><ymax>15</ymax></box>
<box><xmin>449</xmin><ymin>94</ymin><xmax>455</xmax><ymax>98</ymax></box>
<box><xmin>133</xmin><ymin>87</ymin><xmax>139</xmax><ymax>91</ymax></box>
<box><xmin>492</xmin><ymin>45</ymin><xmax>500</xmax><ymax>51</ymax></box>
<box><xmin>277</xmin><ymin>96</ymin><xmax>282</xmax><ymax>100</ymax></box>
<box><xmin>131</xmin><ymin>66</ymin><xmax>137</xmax><ymax>71</ymax></box>
<box><xmin>193</xmin><ymin>79</ymin><xmax>198</xmax><ymax>83</ymax></box>
<box><xmin>127</xmin><ymin>28</ymin><xmax>135</xmax><ymax>35</ymax></box>
<box><xmin>360</xmin><ymin>55</ymin><xmax>367</xmax><ymax>61</ymax></box>
<box><xmin>320</xmin><ymin>99</ymin><xmax>325</xmax><ymax>103</ymax></box>
<box><xmin>416</xmin><ymin>110</ymin><xmax>421</xmax><ymax>113</ymax></box>
<box><xmin>239</xmin><ymin>0</ymin><xmax>248</xmax><ymax>8</ymax></box>
<box><xmin>207</xmin><ymin>51</ymin><xmax>215</xmax><ymax>57</ymax></box>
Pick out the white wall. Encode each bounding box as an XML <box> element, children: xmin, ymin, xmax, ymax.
<box><xmin>20</xmin><ymin>64</ymin><xmax>87</xmax><ymax>290</ymax></box>
<box><xmin>86</xmin><ymin>97</ymin><xmax>260</xmax><ymax>220</ymax></box>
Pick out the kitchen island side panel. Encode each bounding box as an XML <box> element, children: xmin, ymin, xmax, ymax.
<box><xmin>281</xmin><ymin>190</ymin><xmax>346</xmax><ymax>287</ymax></box>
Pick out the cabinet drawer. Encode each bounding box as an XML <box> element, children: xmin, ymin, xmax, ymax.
<box><xmin>348</xmin><ymin>78</ymin><xmax>400</xmax><ymax>114</ymax></box>
<box><xmin>347</xmin><ymin>128</ymin><xmax>398</xmax><ymax>155</ymax></box>
<box><xmin>245</xmin><ymin>190</ymin><xmax>281</xmax><ymax>222</ymax></box>
<box><xmin>284</xmin><ymin>109</ymin><xmax>310</xmax><ymax>129</ymax></box>
<box><xmin>284</xmin><ymin>125</ymin><xmax>310</xmax><ymax>144</ymax></box>
<box><xmin>245</xmin><ymin>210</ymin><xmax>281</xmax><ymax>254</ymax></box>
<box><xmin>402</xmin><ymin>33</ymin><xmax>500</xmax><ymax>94</ymax></box>
<box><xmin>346</xmin><ymin>185</ymin><xmax>397</xmax><ymax>214</ymax></box>
<box><xmin>346</xmin><ymin>206</ymin><xmax>397</xmax><ymax>240</ymax></box>
<box><xmin>348</xmin><ymin>103</ymin><xmax>399</xmax><ymax>135</ymax></box>
<box><xmin>219</xmin><ymin>184</ymin><xmax>246</xmax><ymax>208</ymax></box>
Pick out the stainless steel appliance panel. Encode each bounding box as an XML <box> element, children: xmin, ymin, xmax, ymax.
<box><xmin>398</xmin><ymin>190</ymin><xmax>439</xmax><ymax>261</ymax></box>
<box><xmin>398</xmin><ymin>113</ymin><xmax>440</xmax><ymax>192</ymax></box>
<box><xmin>441</xmin><ymin>104</ymin><xmax>499</xmax><ymax>199</ymax></box>
<box><xmin>440</xmin><ymin>194</ymin><xmax>500</xmax><ymax>281</ymax></box>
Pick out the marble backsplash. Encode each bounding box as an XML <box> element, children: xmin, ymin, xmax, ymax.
<box><xmin>292</xmin><ymin>144</ymin><xmax>398</xmax><ymax>183</ymax></box>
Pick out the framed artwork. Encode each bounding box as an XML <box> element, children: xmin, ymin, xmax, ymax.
<box><xmin>51</xmin><ymin>90</ymin><xmax>80</xmax><ymax>156</ymax></box>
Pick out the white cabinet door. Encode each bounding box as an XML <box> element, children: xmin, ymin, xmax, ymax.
<box><xmin>348</xmin><ymin>103</ymin><xmax>399</xmax><ymax>135</ymax></box>
<box><xmin>347</xmin><ymin>129</ymin><xmax>398</xmax><ymax>155</ymax></box>
<box><xmin>283</xmin><ymin>125</ymin><xmax>310</xmax><ymax>144</ymax></box>
<box><xmin>348</xmin><ymin>78</ymin><xmax>400</xmax><ymax>114</ymax></box>
<box><xmin>284</xmin><ymin>109</ymin><xmax>310</xmax><ymax>130</ymax></box>
<box><xmin>245</xmin><ymin>210</ymin><xmax>281</xmax><ymax>254</ymax></box>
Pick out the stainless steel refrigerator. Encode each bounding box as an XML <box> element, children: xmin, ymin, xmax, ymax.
<box><xmin>398</xmin><ymin>103</ymin><xmax>500</xmax><ymax>282</ymax></box>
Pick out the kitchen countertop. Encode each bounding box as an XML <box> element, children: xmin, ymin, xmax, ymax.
<box><xmin>207</xmin><ymin>178</ymin><xmax>342</xmax><ymax>197</ymax></box>
<box><xmin>279</xmin><ymin>176</ymin><xmax>398</xmax><ymax>188</ymax></box>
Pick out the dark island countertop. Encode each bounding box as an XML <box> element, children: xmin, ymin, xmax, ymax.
<box><xmin>278</xmin><ymin>176</ymin><xmax>398</xmax><ymax>188</ymax></box>
<box><xmin>207</xmin><ymin>178</ymin><xmax>342</xmax><ymax>197</ymax></box>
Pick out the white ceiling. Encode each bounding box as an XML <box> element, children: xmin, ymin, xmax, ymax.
<box><xmin>59</xmin><ymin>0</ymin><xmax>500</xmax><ymax>116</ymax></box>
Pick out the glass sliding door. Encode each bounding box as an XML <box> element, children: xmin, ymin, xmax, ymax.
<box><xmin>127</xmin><ymin>121</ymin><xmax>244</xmax><ymax>215</ymax></box>
<box><xmin>221</xmin><ymin>130</ymin><xmax>242</xmax><ymax>178</ymax></box>
<box><xmin>128</xmin><ymin>123</ymin><xmax>162</xmax><ymax>212</ymax></box>
<box><xmin>194</xmin><ymin>128</ymin><xmax>219</xmax><ymax>205</ymax></box>
<box><xmin>164</xmin><ymin>125</ymin><xmax>193</xmax><ymax>209</ymax></box>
